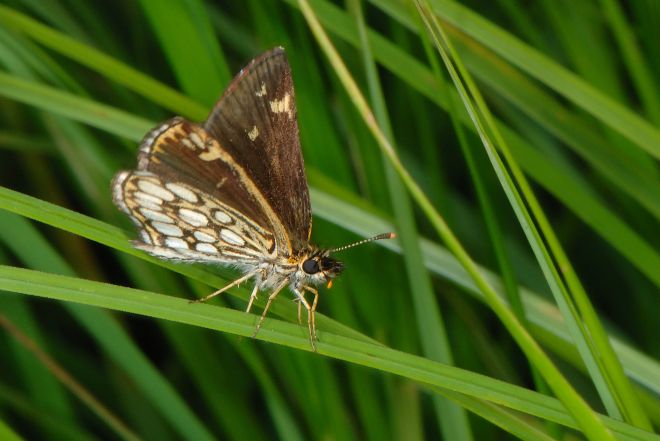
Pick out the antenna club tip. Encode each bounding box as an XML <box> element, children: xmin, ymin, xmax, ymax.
<box><xmin>387</xmin><ymin>232</ymin><xmax>396</xmax><ymax>239</ymax></box>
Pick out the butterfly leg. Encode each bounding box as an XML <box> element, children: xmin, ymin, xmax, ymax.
<box><xmin>293</xmin><ymin>289</ymin><xmax>316</xmax><ymax>350</ymax></box>
<box><xmin>294</xmin><ymin>294</ymin><xmax>304</xmax><ymax>325</ymax></box>
<box><xmin>303</xmin><ymin>286</ymin><xmax>319</xmax><ymax>344</ymax></box>
<box><xmin>190</xmin><ymin>269</ymin><xmax>258</xmax><ymax>303</ymax></box>
<box><xmin>252</xmin><ymin>278</ymin><xmax>288</xmax><ymax>338</ymax></box>
<box><xmin>245</xmin><ymin>282</ymin><xmax>261</xmax><ymax>314</ymax></box>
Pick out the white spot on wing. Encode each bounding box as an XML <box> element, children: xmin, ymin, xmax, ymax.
<box><xmin>152</xmin><ymin>221</ymin><xmax>183</xmax><ymax>237</ymax></box>
<box><xmin>134</xmin><ymin>191</ymin><xmax>163</xmax><ymax>207</ymax></box>
<box><xmin>139</xmin><ymin>120</ymin><xmax>175</xmax><ymax>156</ymax></box>
<box><xmin>139</xmin><ymin>230</ymin><xmax>153</xmax><ymax>244</ymax></box>
<box><xmin>213</xmin><ymin>210</ymin><xmax>232</xmax><ymax>224</ymax></box>
<box><xmin>199</xmin><ymin>143</ymin><xmax>222</xmax><ymax>161</ymax></box>
<box><xmin>189</xmin><ymin>132</ymin><xmax>205</xmax><ymax>149</ymax></box>
<box><xmin>195</xmin><ymin>243</ymin><xmax>218</xmax><ymax>254</ymax></box>
<box><xmin>255</xmin><ymin>82</ymin><xmax>267</xmax><ymax>97</ymax></box>
<box><xmin>194</xmin><ymin>231</ymin><xmax>216</xmax><ymax>243</ymax></box>
<box><xmin>165</xmin><ymin>237</ymin><xmax>189</xmax><ymax>250</ymax></box>
<box><xmin>140</xmin><ymin>208</ymin><xmax>173</xmax><ymax>223</ymax></box>
<box><xmin>165</xmin><ymin>183</ymin><xmax>198</xmax><ymax>203</ymax></box>
<box><xmin>112</xmin><ymin>172</ymin><xmax>130</xmax><ymax>211</ymax></box>
<box><xmin>178</xmin><ymin>208</ymin><xmax>208</xmax><ymax>227</ymax></box>
<box><xmin>220</xmin><ymin>229</ymin><xmax>245</xmax><ymax>246</ymax></box>
<box><xmin>181</xmin><ymin>137</ymin><xmax>195</xmax><ymax>150</ymax></box>
<box><xmin>248</xmin><ymin>125</ymin><xmax>259</xmax><ymax>141</ymax></box>
<box><xmin>137</xmin><ymin>180</ymin><xmax>175</xmax><ymax>201</ymax></box>
<box><xmin>269</xmin><ymin>93</ymin><xmax>291</xmax><ymax>116</ymax></box>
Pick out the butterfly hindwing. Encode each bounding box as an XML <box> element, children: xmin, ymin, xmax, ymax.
<box><xmin>112</xmin><ymin>170</ymin><xmax>276</xmax><ymax>262</ymax></box>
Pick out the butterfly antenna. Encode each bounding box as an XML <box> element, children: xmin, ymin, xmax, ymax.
<box><xmin>329</xmin><ymin>232</ymin><xmax>396</xmax><ymax>254</ymax></box>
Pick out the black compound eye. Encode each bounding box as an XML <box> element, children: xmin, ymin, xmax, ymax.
<box><xmin>302</xmin><ymin>258</ymin><xmax>320</xmax><ymax>274</ymax></box>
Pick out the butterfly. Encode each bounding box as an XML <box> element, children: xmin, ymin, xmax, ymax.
<box><xmin>112</xmin><ymin>47</ymin><xmax>394</xmax><ymax>350</ymax></box>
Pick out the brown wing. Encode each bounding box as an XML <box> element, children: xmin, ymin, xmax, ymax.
<box><xmin>203</xmin><ymin>47</ymin><xmax>312</xmax><ymax>253</ymax></box>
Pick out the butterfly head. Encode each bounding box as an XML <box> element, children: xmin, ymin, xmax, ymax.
<box><xmin>298</xmin><ymin>232</ymin><xmax>396</xmax><ymax>288</ymax></box>
<box><xmin>300</xmin><ymin>250</ymin><xmax>344</xmax><ymax>286</ymax></box>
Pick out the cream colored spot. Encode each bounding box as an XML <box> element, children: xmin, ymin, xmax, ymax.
<box><xmin>133</xmin><ymin>193</ymin><xmax>161</xmax><ymax>211</ymax></box>
<box><xmin>255</xmin><ymin>82</ymin><xmax>267</xmax><ymax>97</ymax></box>
<box><xmin>134</xmin><ymin>191</ymin><xmax>163</xmax><ymax>206</ymax></box>
<box><xmin>140</xmin><ymin>208</ymin><xmax>173</xmax><ymax>223</ymax></box>
<box><xmin>194</xmin><ymin>231</ymin><xmax>216</xmax><ymax>243</ymax></box>
<box><xmin>181</xmin><ymin>137</ymin><xmax>195</xmax><ymax>150</ymax></box>
<box><xmin>199</xmin><ymin>142</ymin><xmax>222</xmax><ymax>161</ymax></box>
<box><xmin>139</xmin><ymin>230</ymin><xmax>153</xmax><ymax>244</ymax></box>
<box><xmin>220</xmin><ymin>229</ymin><xmax>245</xmax><ymax>246</ymax></box>
<box><xmin>269</xmin><ymin>93</ymin><xmax>291</xmax><ymax>116</ymax></box>
<box><xmin>178</xmin><ymin>208</ymin><xmax>208</xmax><ymax>227</ymax></box>
<box><xmin>189</xmin><ymin>132</ymin><xmax>205</xmax><ymax>149</ymax></box>
<box><xmin>165</xmin><ymin>237</ymin><xmax>189</xmax><ymax>250</ymax></box>
<box><xmin>248</xmin><ymin>125</ymin><xmax>259</xmax><ymax>141</ymax></box>
<box><xmin>137</xmin><ymin>180</ymin><xmax>174</xmax><ymax>201</ymax></box>
<box><xmin>165</xmin><ymin>183</ymin><xmax>198</xmax><ymax>203</ymax></box>
<box><xmin>213</xmin><ymin>210</ymin><xmax>232</xmax><ymax>224</ymax></box>
<box><xmin>196</xmin><ymin>243</ymin><xmax>218</xmax><ymax>254</ymax></box>
<box><xmin>152</xmin><ymin>221</ymin><xmax>183</xmax><ymax>237</ymax></box>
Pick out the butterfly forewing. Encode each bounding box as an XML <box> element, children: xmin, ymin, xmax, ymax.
<box><xmin>203</xmin><ymin>48</ymin><xmax>312</xmax><ymax>253</ymax></box>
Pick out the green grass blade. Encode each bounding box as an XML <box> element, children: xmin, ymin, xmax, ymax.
<box><xmin>1</xmin><ymin>2</ymin><xmax>657</xmax><ymax>439</ymax></box>
<box><xmin>280</xmin><ymin>0</ymin><xmax>660</xmax><ymax>292</ymax></box>
<box><xmin>0</xmin><ymin>71</ymin><xmax>152</xmax><ymax>141</ymax></box>
<box><xmin>1</xmin><ymin>265</ymin><xmax>658</xmax><ymax>441</ymax></box>
<box><xmin>418</xmin><ymin>1</ymin><xmax>653</xmax><ymax>431</ymax></box>
<box><xmin>417</xmin><ymin>2</ymin><xmax>652</xmax><ymax>430</ymax></box>
<box><xmin>4</xmin><ymin>8</ymin><xmax>658</xmax><ymax>285</ymax></box>
<box><xmin>433</xmin><ymin>389</ymin><xmax>556</xmax><ymax>441</ymax></box>
<box><xmin>298</xmin><ymin>0</ymin><xmax>618</xmax><ymax>438</ymax></box>
<box><xmin>0</xmin><ymin>4</ymin><xmax>207</xmax><ymax>119</ymax></box>
<box><xmin>599</xmin><ymin>0</ymin><xmax>660</xmax><ymax>124</ymax></box>
<box><xmin>427</xmin><ymin>0</ymin><xmax>660</xmax><ymax>160</ymax></box>
<box><xmin>0</xmin><ymin>418</ymin><xmax>24</xmax><ymax>441</ymax></box>
<box><xmin>0</xmin><ymin>213</ymin><xmax>215</xmax><ymax>441</ymax></box>
<box><xmin>349</xmin><ymin>1</ymin><xmax>473</xmax><ymax>439</ymax></box>
<box><xmin>137</xmin><ymin>0</ymin><xmax>229</xmax><ymax>105</ymax></box>
<box><xmin>1</xmin><ymin>175</ymin><xmax>659</xmax><ymax>404</ymax></box>
<box><xmin>0</xmin><ymin>312</ymin><xmax>142</xmax><ymax>441</ymax></box>
<box><xmin>0</xmin><ymin>184</ymin><xmax>377</xmax><ymax>344</ymax></box>
<box><xmin>0</xmin><ymin>296</ymin><xmax>76</xmax><ymax>430</ymax></box>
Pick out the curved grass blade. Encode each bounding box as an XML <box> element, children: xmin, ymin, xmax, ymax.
<box><xmin>2</xmin><ymin>174</ymin><xmax>659</xmax><ymax>401</ymax></box>
<box><xmin>0</xmin><ymin>4</ymin><xmax>207</xmax><ymax>120</ymax></box>
<box><xmin>137</xmin><ymin>0</ymin><xmax>229</xmax><ymax>106</ymax></box>
<box><xmin>416</xmin><ymin>1</ymin><xmax>651</xmax><ymax>430</ymax></box>
<box><xmin>0</xmin><ymin>419</ymin><xmax>24</xmax><ymax>441</ymax></box>
<box><xmin>0</xmin><ymin>265</ymin><xmax>658</xmax><ymax>441</ymax></box>
<box><xmin>279</xmin><ymin>0</ymin><xmax>660</xmax><ymax>289</ymax></box>
<box><xmin>0</xmin><ymin>212</ymin><xmax>215</xmax><ymax>441</ymax></box>
<box><xmin>0</xmin><ymin>20</ymin><xmax>658</xmax><ymax>426</ymax></box>
<box><xmin>425</xmin><ymin>0</ymin><xmax>660</xmax><ymax>160</ymax></box>
<box><xmin>297</xmin><ymin>0</ymin><xmax>617</xmax><ymax>438</ymax></box>
<box><xmin>0</xmin><ymin>313</ymin><xmax>141</xmax><ymax>441</ymax></box>
<box><xmin>349</xmin><ymin>1</ymin><xmax>473</xmax><ymax>439</ymax></box>
<box><xmin>0</xmin><ymin>160</ymin><xmax>660</xmax><ymax>404</ymax></box>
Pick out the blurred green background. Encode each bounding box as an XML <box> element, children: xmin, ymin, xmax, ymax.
<box><xmin>0</xmin><ymin>0</ymin><xmax>658</xmax><ymax>440</ymax></box>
